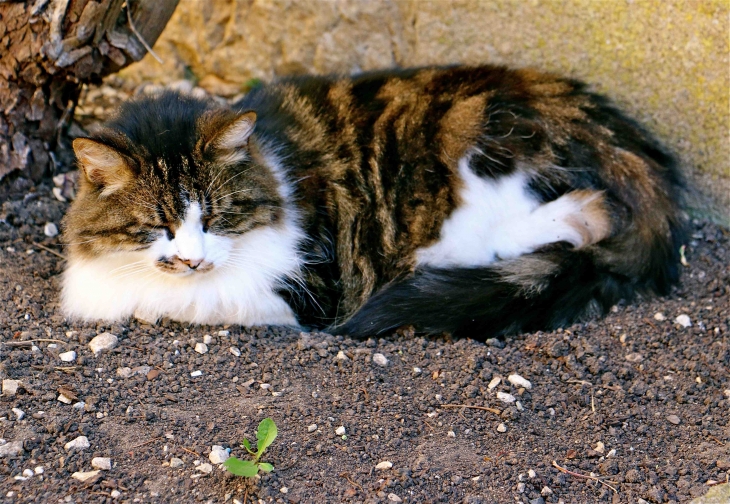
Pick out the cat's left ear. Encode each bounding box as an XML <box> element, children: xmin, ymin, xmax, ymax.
<box><xmin>211</xmin><ymin>111</ymin><xmax>257</xmax><ymax>151</ymax></box>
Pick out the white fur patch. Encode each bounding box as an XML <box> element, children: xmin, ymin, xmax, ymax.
<box><xmin>62</xmin><ymin>177</ymin><xmax>305</xmax><ymax>327</ymax></box>
<box><xmin>416</xmin><ymin>156</ymin><xmax>596</xmax><ymax>268</ymax></box>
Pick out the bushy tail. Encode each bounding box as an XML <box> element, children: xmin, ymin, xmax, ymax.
<box><xmin>338</xmin><ymin>246</ymin><xmax>675</xmax><ymax>340</ymax></box>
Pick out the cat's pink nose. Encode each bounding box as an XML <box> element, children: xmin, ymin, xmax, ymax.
<box><xmin>180</xmin><ymin>258</ymin><xmax>203</xmax><ymax>270</ymax></box>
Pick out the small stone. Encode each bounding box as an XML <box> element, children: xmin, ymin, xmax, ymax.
<box><xmin>59</xmin><ymin>350</ymin><xmax>76</xmax><ymax>362</ymax></box>
<box><xmin>91</xmin><ymin>457</ymin><xmax>112</xmax><ymax>470</ymax></box>
<box><xmin>2</xmin><ymin>379</ymin><xmax>20</xmax><ymax>396</ymax></box>
<box><xmin>203</xmin><ymin>334</ymin><xmax>213</xmax><ymax>344</ymax></box>
<box><xmin>111</xmin><ymin>490</ymin><xmax>121</xmax><ymax>498</ymax></box>
<box><xmin>65</xmin><ymin>436</ymin><xmax>90</xmax><ymax>451</ymax></box>
<box><xmin>625</xmin><ymin>352</ymin><xmax>644</xmax><ymax>363</ymax></box>
<box><xmin>607</xmin><ymin>448</ymin><xmax>617</xmax><ymax>457</ymax></box>
<box><xmin>116</xmin><ymin>367</ymin><xmax>133</xmax><ymax>379</ymax></box>
<box><xmin>508</xmin><ymin>374</ymin><xmax>532</xmax><ymax>389</ymax></box>
<box><xmin>197</xmin><ymin>463</ymin><xmax>213</xmax><ymax>474</ymax></box>
<box><xmin>372</xmin><ymin>353</ymin><xmax>388</xmax><ymax>366</ymax></box>
<box><xmin>667</xmin><ymin>414</ymin><xmax>681</xmax><ymax>425</ymax></box>
<box><xmin>218</xmin><ymin>330</ymin><xmax>230</xmax><ymax>336</ymax></box>
<box><xmin>190</xmin><ymin>370</ymin><xmax>202</xmax><ymax>377</ymax></box>
<box><xmin>52</xmin><ymin>187</ymin><xmax>67</xmax><ymax>202</ymax></box>
<box><xmin>0</xmin><ymin>441</ymin><xmax>24</xmax><ymax>458</ymax></box>
<box><xmin>34</xmin><ymin>466</ymin><xmax>44</xmax><ymax>475</ymax></box>
<box><xmin>541</xmin><ymin>486</ymin><xmax>553</xmax><ymax>496</ymax></box>
<box><xmin>488</xmin><ymin>376</ymin><xmax>501</xmax><ymax>390</ymax></box>
<box><xmin>497</xmin><ymin>423</ymin><xmax>507</xmax><ymax>433</ymax></box>
<box><xmin>447</xmin><ymin>430</ymin><xmax>456</xmax><ymax>438</ymax></box>
<box><xmin>169</xmin><ymin>457</ymin><xmax>184</xmax><ymax>468</ymax></box>
<box><xmin>71</xmin><ymin>470</ymin><xmax>100</xmax><ymax>483</ymax></box>
<box><xmin>594</xmin><ymin>441</ymin><xmax>605</xmax><ymax>454</ymax></box>
<box><xmin>376</xmin><ymin>461</ymin><xmax>393</xmax><ymax>470</ymax></box>
<box><xmin>497</xmin><ymin>391</ymin><xmax>516</xmax><ymax>403</ymax></box>
<box><xmin>412</xmin><ymin>367</ymin><xmax>422</xmax><ymax>374</ymax></box>
<box><xmin>22</xmin><ymin>468</ymin><xmax>33</xmax><ymax>478</ymax></box>
<box><xmin>89</xmin><ymin>332</ymin><xmax>118</xmax><ymax>355</ymax></box>
<box><xmin>194</xmin><ymin>343</ymin><xmax>208</xmax><ymax>354</ymax></box>
<box><xmin>335</xmin><ymin>426</ymin><xmax>346</xmax><ymax>436</ymax></box>
<box><xmin>11</xmin><ymin>408</ymin><xmax>25</xmax><ymax>420</ymax></box>
<box><xmin>209</xmin><ymin>445</ymin><xmax>229</xmax><ymax>464</ymax></box>
<box><xmin>528</xmin><ymin>469</ymin><xmax>537</xmax><ymax>478</ymax></box>
<box><xmin>44</xmin><ymin>222</ymin><xmax>59</xmax><ymax>237</ymax></box>
<box><xmin>388</xmin><ymin>494</ymin><xmax>402</xmax><ymax>503</ymax></box>
<box><xmin>653</xmin><ymin>312</ymin><xmax>666</xmax><ymax>321</ymax></box>
<box><xmin>517</xmin><ymin>482</ymin><xmax>526</xmax><ymax>493</ymax></box>
<box><xmin>675</xmin><ymin>314</ymin><xmax>692</xmax><ymax>327</ymax></box>
<box><xmin>336</xmin><ymin>350</ymin><xmax>349</xmax><ymax>361</ymax></box>
<box><xmin>280</xmin><ymin>487</ymin><xmax>288</xmax><ymax>494</ymax></box>
<box><xmin>307</xmin><ymin>424</ymin><xmax>317</xmax><ymax>433</ymax></box>
<box><xmin>57</xmin><ymin>394</ymin><xmax>73</xmax><ymax>404</ymax></box>
<box><xmin>229</xmin><ymin>347</ymin><xmax>241</xmax><ymax>357</ymax></box>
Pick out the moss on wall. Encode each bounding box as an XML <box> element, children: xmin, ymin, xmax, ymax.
<box><xmin>122</xmin><ymin>0</ymin><xmax>729</xmax><ymax>223</ymax></box>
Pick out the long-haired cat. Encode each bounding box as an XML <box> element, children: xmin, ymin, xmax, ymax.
<box><xmin>61</xmin><ymin>65</ymin><xmax>684</xmax><ymax>339</ymax></box>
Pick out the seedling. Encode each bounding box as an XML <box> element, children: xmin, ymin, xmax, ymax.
<box><xmin>223</xmin><ymin>418</ymin><xmax>278</xmax><ymax>477</ymax></box>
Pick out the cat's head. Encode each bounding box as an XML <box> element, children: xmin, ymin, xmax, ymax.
<box><xmin>63</xmin><ymin>91</ymin><xmax>284</xmax><ymax>276</ymax></box>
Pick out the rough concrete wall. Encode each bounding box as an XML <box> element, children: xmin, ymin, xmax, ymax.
<box><xmin>121</xmin><ymin>0</ymin><xmax>729</xmax><ymax>223</ymax></box>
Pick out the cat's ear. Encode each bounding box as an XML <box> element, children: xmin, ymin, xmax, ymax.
<box><xmin>211</xmin><ymin>111</ymin><xmax>257</xmax><ymax>151</ymax></box>
<box><xmin>73</xmin><ymin>138</ymin><xmax>133</xmax><ymax>196</ymax></box>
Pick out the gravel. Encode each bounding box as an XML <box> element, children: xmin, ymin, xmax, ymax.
<box><xmin>0</xmin><ymin>173</ymin><xmax>728</xmax><ymax>502</ymax></box>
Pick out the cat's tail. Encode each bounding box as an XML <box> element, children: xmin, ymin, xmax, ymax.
<box><xmin>337</xmin><ymin>243</ymin><xmax>680</xmax><ymax>340</ymax></box>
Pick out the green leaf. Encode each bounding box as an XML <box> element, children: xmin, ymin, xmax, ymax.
<box><xmin>242</xmin><ymin>438</ymin><xmax>254</xmax><ymax>454</ymax></box>
<box><xmin>258</xmin><ymin>462</ymin><xmax>274</xmax><ymax>473</ymax></box>
<box><xmin>256</xmin><ymin>418</ymin><xmax>278</xmax><ymax>453</ymax></box>
<box><xmin>223</xmin><ymin>457</ymin><xmax>259</xmax><ymax>477</ymax></box>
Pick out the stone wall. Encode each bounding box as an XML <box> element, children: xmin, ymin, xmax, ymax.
<box><xmin>121</xmin><ymin>0</ymin><xmax>729</xmax><ymax>223</ymax></box>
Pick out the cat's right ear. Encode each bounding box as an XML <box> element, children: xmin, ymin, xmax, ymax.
<box><xmin>73</xmin><ymin>138</ymin><xmax>133</xmax><ymax>197</ymax></box>
<box><xmin>206</xmin><ymin>112</ymin><xmax>257</xmax><ymax>159</ymax></box>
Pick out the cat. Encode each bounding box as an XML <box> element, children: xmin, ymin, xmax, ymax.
<box><xmin>61</xmin><ymin>65</ymin><xmax>685</xmax><ymax>339</ymax></box>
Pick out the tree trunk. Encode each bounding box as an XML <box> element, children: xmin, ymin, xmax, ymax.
<box><xmin>0</xmin><ymin>0</ymin><xmax>178</xmax><ymax>184</ymax></box>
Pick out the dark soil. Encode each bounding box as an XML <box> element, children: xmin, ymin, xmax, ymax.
<box><xmin>0</xmin><ymin>182</ymin><xmax>729</xmax><ymax>504</ymax></box>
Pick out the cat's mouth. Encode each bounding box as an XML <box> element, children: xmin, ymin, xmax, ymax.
<box><xmin>155</xmin><ymin>256</ymin><xmax>215</xmax><ymax>275</ymax></box>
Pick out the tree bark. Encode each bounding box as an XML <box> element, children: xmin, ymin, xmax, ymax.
<box><xmin>0</xmin><ymin>0</ymin><xmax>179</xmax><ymax>184</ymax></box>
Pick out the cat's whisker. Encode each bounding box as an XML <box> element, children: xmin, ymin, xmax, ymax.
<box><xmin>210</xmin><ymin>188</ymin><xmax>254</xmax><ymax>204</ymax></box>
<box><xmin>208</xmin><ymin>167</ymin><xmax>252</xmax><ymax>197</ymax></box>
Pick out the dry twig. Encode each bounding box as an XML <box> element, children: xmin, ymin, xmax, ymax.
<box><xmin>125</xmin><ymin>2</ymin><xmax>163</xmax><ymax>63</ymax></box>
<box><xmin>442</xmin><ymin>404</ymin><xmax>501</xmax><ymax>415</ymax></box>
<box><xmin>552</xmin><ymin>460</ymin><xmax>618</xmax><ymax>493</ymax></box>
<box><xmin>32</xmin><ymin>241</ymin><xmax>66</xmax><ymax>260</ymax></box>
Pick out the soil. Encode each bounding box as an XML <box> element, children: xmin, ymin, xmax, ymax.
<box><xmin>0</xmin><ymin>96</ymin><xmax>729</xmax><ymax>503</ymax></box>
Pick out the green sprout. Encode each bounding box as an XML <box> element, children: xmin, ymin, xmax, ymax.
<box><xmin>223</xmin><ymin>418</ymin><xmax>278</xmax><ymax>477</ymax></box>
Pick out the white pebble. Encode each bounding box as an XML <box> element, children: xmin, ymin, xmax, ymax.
<box><xmin>34</xmin><ymin>466</ymin><xmax>44</xmax><ymax>475</ymax></box>
<box><xmin>229</xmin><ymin>347</ymin><xmax>241</xmax><ymax>357</ymax></box>
<box><xmin>447</xmin><ymin>430</ymin><xmax>456</xmax><ymax>438</ymax></box>
<box><xmin>372</xmin><ymin>353</ymin><xmax>388</xmax><ymax>366</ymax></box>
<box><xmin>169</xmin><ymin>457</ymin><xmax>184</xmax><ymax>468</ymax></box>
<box><xmin>2</xmin><ymin>379</ymin><xmax>20</xmax><ymax>396</ymax></box>
<box><xmin>65</xmin><ymin>436</ymin><xmax>90</xmax><ymax>451</ymax></box>
<box><xmin>116</xmin><ymin>367</ymin><xmax>133</xmax><ymax>379</ymax></box>
<box><xmin>209</xmin><ymin>445</ymin><xmax>229</xmax><ymax>464</ymax></box>
<box><xmin>412</xmin><ymin>367</ymin><xmax>422</xmax><ymax>374</ymax></box>
<box><xmin>388</xmin><ymin>494</ymin><xmax>402</xmax><ymax>503</ymax></box>
<box><xmin>594</xmin><ymin>441</ymin><xmax>605</xmax><ymax>454</ymax></box>
<box><xmin>59</xmin><ymin>350</ymin><xmax>76</xmax><ymax>362</ymax></box>
<box><xmin>497</xmin><ymin>391</ymin><xmax>516</xmax><ymax>403</ymax></box>
<box><xmin>89</xmin><ymin>332</ymin><xmax>118</xmax><ymax>355</ymax></box>
<box><xmin>57</xmin><ymin>394</ymin><xmax>73</xmax><ymax>404</ymax></box>
<box><xmin>22</xmin><ymin>469</ymin><xmax>33</xmax><ymax>477</ymax></box>
<box><xmin>335</xmin><ymin>426</ymin><xmax>346</xmax><ymax>436</ymax></box>
<box><xmin>0</xmin><ymin>440</ymin><xmax>24</xmax><ymax>457</ymax></box>
<box><xmin>203</xmin><ymin>334</ymin><xmax>213</xmax><ymax>344</ymax></box>
<box><xmin>517</xmin><ymin>482</ymin><xmax>526</xmax><ymax>493</ymax></box>
<box><xmin>496</xmin><ymin>423</ymin><xmax>507</xmax><ymax>433</ymax></box>
<box><xmin>218</xmin><ymin>330</ymin><xmax>230</xmax><ymax>336</ymax></box>
<box><xmin>675</xmin><ymin>314</ymin><xmax>692</xmax><ymax>328</ymax></box>
<box><xmin>111</xmin><ymin>490</ymin><xmax>121</xmax><ymax>498</ymax></box>
<box><xmin>44</xmin><ymin>222</ymin><xmax>59</xmax><ymax>237</ymax></box>
<box><xmin>508</xmin><ymin>374</ymin><xmax>532</xmax><ymax>389</ymax></box>
<box><xmin>307</xmin><ymin>424</ymin><xmax>317</xmax><ymax>433</ymax></box>
<box><xmin>528</xmin><ymin>469</ymin><xmax>537</xmax><ymax>478</ymax></box>
<box><xmin>487</xmin><ymin>376</ymin><xmax>501</xmax><ymax>390</ymax></box>
<box><xmin>194</xmin><ymin>343</ymin><xmax>208</xmax><ymax>354</ymax></box>
<box><xmin>196</xmin><ymin>463</ymin><xmax>213</xmax><ymax>474</ymax></box>
<box><xmin>71</xmin><ymin>470</ymin><xmax>100</xmax><ymax>483</ymax></box>
<box><xmin>336</xmin><ymin>351</ymin><xmax>349</xmax><ymax>361</ymax></box>
<box><xmin>376</xmin><ymin>461</ymin><xmax>393</xmax><ymax>470</ymax></box>
<box><xmin>12</xmin><ymin>408</ymin><xmax>25</xmax><ymax>420</ymax></box>
<box><xmin>280</xmin><ymin>487</ymin><xmax>288</xmax><ymax>494</ymax></box>
<box><xmin>653</xmin><ymin>312</ymin><xmax>666</xmax><ymax>321</ymax></box>
<box><xmin>541</xmin><ymin>486</ymin><xmax>553</xmax><ymax>496</ymax></box>
<box><xmin>92</xmin><ymin>457</ymin><xmax>112</xmax><ymax>470</ymax></box>
<box><xmin>190</xmin><ymin>370</ymin><xmax>203</xmax><ymax>377</ymax></box>
<box><xmin>607</xmin><ymin>448</ymin><xmax>616</xmax><ymax>457</ymax></box>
